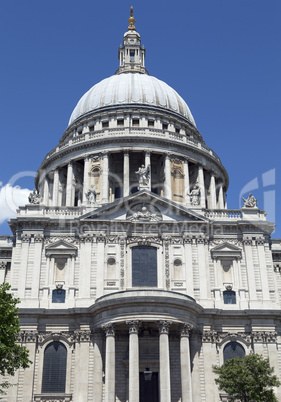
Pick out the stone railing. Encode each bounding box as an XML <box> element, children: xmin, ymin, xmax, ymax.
<box><xmin>0</xmin><ymin>236</ymin><xmax>13</xmax><ymax>245</ymax></box>
<box><xmin>34</xmin><ymin>394</ymin><xmax>72</xmax><ymax>402</ymax></box>
<box><xmin>204</xmin><ymin>209</ymin><xmax>242</xmax><ymax>220</ymax></box>
<box><xmin>18</xmin><ymin>205</ymin><xmax>86</xmax><ymax>218</ymax></box>
<box><xmin>45</xmin><ymin>127</ymin><xmax>222</xmax><ymax>163</ymax></box>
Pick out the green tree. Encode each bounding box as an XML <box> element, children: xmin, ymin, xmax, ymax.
<box><xmin>213</xmin><ymin>353</ymin><xmax>281</xmax><ymax>401</ymax></box>
<box><xmin>0</xmin><ymin>283</ymin><xmax>31</xmax><ymax>394</ymax></box>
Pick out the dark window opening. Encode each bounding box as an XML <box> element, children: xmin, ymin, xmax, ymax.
<box><xmin>117</xmin><ymin>119</ymin><xmax>124</xmax><ymax>126</ymax></box>
<box><xmin>223</xmin><ymin>342</ymin><xmax>245</xmax><ymax>362</ymax></box>
<box><xmin>102</xmin><ymin>121</ymin><xmax>109</xmax><ymax>128</ymax></box>
<box><xmin>52</xmin><ymin>289</ymin><xmax>66</xmax><ymax>303</ymax></box>
<box><xmin>131</xmin><ymin>186</ymin><xmax>139</xmax><ymax>194</ymax></box>
<box><xmin>175</xmin><ymin>128</ymin><xmax>180</xmax><ymax>134</ymax></box>
<box><xmin>151</xmin><ymin>187</ymin><xmax>158</xmax><ymax>195</ymax></box>
<box><xmin>132</xmin><ymin>246</ymin><xmax>157</xmax><ymax>287</ymax></box>
<box><xmin>115</xmin><ymin>187</ymin><xmax>122</xmax><ymax>199</ymax></box>
<box><xmin>89</xmin><ymin>125</ymin><xmax>95</xmax><ymax>132</ymax></box>
<box><xmin>42</xmin><ymin>341</ymin><xmax>67</xmax><ymax>393</ymax></box>
<box><xmin>148</xmin><ymin>120</ymin><xmax>154</xmax><ymax>127</ymax></box>
<box><xmin>162</xmin><ymin>123</ymin><xmax>168</xmax><ymax>130</ymax></box>
<box><xmin>130</xmin><ymin>50</ymin><xmax>135</xmax><ymax>62</ymax></box>
<box><xmin>223</xmin><ymin>290</ymin><xmax>236</xmax><ymax>304</ymax></box>
<box><xmin>132</xmin><ymin>119</ymin><xmax>139</xmax><ymax>126</ymax></box>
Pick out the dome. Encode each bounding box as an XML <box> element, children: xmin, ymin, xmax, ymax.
<box><xmin>68</xmin><ymin>73</ymin><xmax>196</xmax><ymax>127</ymax></box>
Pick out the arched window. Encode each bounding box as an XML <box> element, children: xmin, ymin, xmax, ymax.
<box><xmin>42</xmin><ymin>341</ymin><xmax>67</xmax><ymax>393</ymax></box>
<box><xmin>223</xmin><ymin>290</ymin><xmax>236</xmax><ymax>304</ymax></box>
<box><xmin>223</xmin><ymin>342</ymin><xmax>245</xmax><ymax>362</ymax></box>
<box><xmin>132</xmin><ymin>246</ymin><xmax>157</xmax><ymax>287</ymax></box>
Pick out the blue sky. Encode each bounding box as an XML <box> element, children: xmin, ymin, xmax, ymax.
<box><xmin>0</xmin><ymin>0</ymin><xmax>280</xmax><ymax>237</ymax></box>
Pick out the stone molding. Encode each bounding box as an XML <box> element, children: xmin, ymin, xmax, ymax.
<box><xmin>34</xmin><ymin>394</ymin><xmax>72</xmax><ymax>402</ymax></box>
<box><xmin>201</xmin><ymin>330</ymin><xmax>277</xmax><ymax>345</ymax></box>
<box><xmin>127</xmin><ymin>236</ymin><xmax>161</xmax><ymax>246</ymax></box>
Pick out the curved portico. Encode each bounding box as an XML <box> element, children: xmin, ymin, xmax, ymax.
<box><xmin>91</xmin><ymin>290</ymin><xmax>200</xmax><ymax>402</ymax></box>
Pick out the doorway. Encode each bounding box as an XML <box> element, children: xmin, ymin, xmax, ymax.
<box><xmin>139</xmin><ymin>372</ymin><xmax>159</xmax><ymax>402</ymax></box>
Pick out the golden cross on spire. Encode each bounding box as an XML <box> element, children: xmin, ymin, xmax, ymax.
<box><xmin>128</xmin><ymin>6</ymin><xmax>136</xmax><ymax>31</ymax></box>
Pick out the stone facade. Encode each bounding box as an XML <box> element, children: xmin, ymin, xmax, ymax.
<box><xmin>1</xmin><ymin>8</ymin><xmax>281</xmax><ymax>402</ymax></box>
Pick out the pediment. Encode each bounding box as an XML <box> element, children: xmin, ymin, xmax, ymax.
<box><xmin>211</xmin><ymin>242</ymin><xmax>242</xmax><ymax>259</ymax></box>
<box><xmin>45</xmin><ymin>240</ymin><xmax>77</xmax><ymax>257</ymax></box>
<box><xmin>80</xmin><ymin>190</ymin><xmax>208</xmax><ymax>223</ymax></box>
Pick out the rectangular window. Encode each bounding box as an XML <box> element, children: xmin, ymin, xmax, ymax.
<box><xmin>130</xmin><ymin>50</ymin><xmax>135</xmax><ymax>62</ymax></box>
<box><xmin>102</xmin><ymin>121</ymin><xmax>109</xmax><ymax>128</ymax></box>
<box><xmin>132</xmin><ymin>246</ymin><xmax>157</xmax><ymax>287</ymax></box>
<box><xmin>117</xmin><ymin>119</ymin><xmax>124</xmax><ymax>126</ymax></box>
<box><xmin>223</xmin><ymin>290</ymin><xmax>236</xmax><ymax>304</ymax></box>
<box><xmin>132</xmin><ymin>119</ymin><xmax>139</xmax><ymax>126</ymax></box>
<box><xmin>175</xmin><ymin>128</ymin><xmax>180</xmax><ymax>134</ymax></box>
<box><xmin>162</xmin><ymin>123</ymin><xmax>168</xmax><ymax>130</ymax></box>
<box><xmin>148</xmin><ymin>120</ymin><xmax>154</xmax><ymax>127</ymax></box>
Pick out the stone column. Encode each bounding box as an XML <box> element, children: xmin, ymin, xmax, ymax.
<box><xmin>145</xmin><ymin>150</ymin><xmax>151</xmax><ymax>191</ymax></box>
<box><xmin>123</xmin><ymin>150</ymin><xmax>130</xmax><ymax>197</ymax></box>
<box><xmin>93</xmin><ymin>330</ymin><xmax>103</xmax><ymax>402</ymax></box>
<box><xmin>102</xmin><ymin>152</ymin><xmax>109</xmax><ymax>203</ymax></box>
<box><xmin>179</xmin><ymin>324</ymin><xmax>193</xmax><ymax>402</ymax></box>
<box><xmin>158</xmin><ymin>320</ymin><xmax>171</xmax><ymax>402</ymax></box>
<box><xmin>209</xmin><ymin>173</ymin><xmax>216</xmax><ymax>209</ymax></box>
<box><xmin>127</xmin><ymin>320</ymin><xmax>140</xmax><ymax>402</ymax></box>
<box><xmin>218</xmin><ymin>182</ymin><xmax>224</xmax><ymax>209</ymax></box>
<box><xmin>104</xmin><ymin>323</ymin><xmax>115</xmax><ymax>402</ymax></box>
<box><xmin>43</xmin><ymin>175</ymin><xmax>49</xmax><ymax>205</ymax></box>
<box><xmin>243</xmin><ymin>238</ymin><xmax>257</xmax><ymax>302</ymax></box>
<box><xmin>83</xmin><ymin>157</ymin><xmax>90</xmax><ymax>204</ymax></box>
<box><xmin>0</xmin><ymin>262</ymin><xmax>6</xmax><ymax>283</ymax></box>
<box><xmin>164</xmin><ymin>154</ymin><xmax>172</xmax><ymax>200</ymax></box>
<box><xmin>31</xmin><ymin>234</ymin><xmax>43</xmax><ymax>298</ymax></box>
<box><xmin>197</xmin><ymin>165</ymin><xmax>206</xmax><ymax>208</ymax></box>
<box><xmin>184</xmin><ymin>159</ymin><xmax>190</xmax><ymax>206</ymax></box>
<box><xmin>52</xmin><ymin>168</ymin><xmax>60</xmax><ymax>206</ymax></box>
<box><xmin>66</xmin><ymin>162</ymin><xmax>73</xmax><ymax>207</ymax></box>
<box><xmin>256</xmin><ymin>238</ymin><xmax>270</xmax><ymax>301</ymax></box>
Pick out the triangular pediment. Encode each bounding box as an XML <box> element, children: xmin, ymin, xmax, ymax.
<box><xmin>80</xmin><ymin>190</ymin><xmax>208</xmax><ymax>223</ymax></box>
<box><xmin>211</xmin><ymin>242</ymin><xmax>242</xmax><ymax>259</ymax></box>
<box><xmin>45</xmin><ymin>240</ymin><xmax>77</xmax><ymax>256</ymax></box>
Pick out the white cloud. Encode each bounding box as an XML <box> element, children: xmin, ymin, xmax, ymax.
<box><xmin>0</xmin><ymin>184</ymin><xmax>31</xmax><ymax>224</ymax></box>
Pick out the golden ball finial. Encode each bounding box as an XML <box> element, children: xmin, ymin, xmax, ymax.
<box><xmin>128</xmin><ymin>6</ymin><xmax>136</xmax><ymax>31</ymax></box>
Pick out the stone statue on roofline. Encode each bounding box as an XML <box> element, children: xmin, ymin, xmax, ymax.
<box><xmin>86</xmin><ymin>185</ymin><xmax>97</xmax><ymax>204</ymax></box>
<box><xmin>135</xmin><ymin>164</ymin><xmax>150</xmax><ymax>188</ymax></box>
<box><xmin>28</xmin><ymin>189</ymin><xmax>41</xmax><ymax>204</ymax></box>
<box><xmin>188</xmin><ymin>183</ymin><xmax>201</xmax><ymax>206</ymax></box>
<box><xmin>242</xmin><ymin>193</ymin><xmax>258</xmax><ymax>208</ymax></box>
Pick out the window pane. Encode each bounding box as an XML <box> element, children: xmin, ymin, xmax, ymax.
<box><xmin>223</xmin><ymin>342</ymin><xmax>245</xmax><ymax>362</ymax></box>
<box><xmin>223</xmin><ymin>290</ymin><xmax>236</xmax><ymax>304</ymax></box>
<box><xmin>52</xmin><ymin>289</ymin><xmax>66</xmax><ymax>303</ymax></box>
<box><xmin>132</xmin><ymin>246</ymin><xmax>157</xmax><ymax>287</ymax></box>
<box><xmin>42</xmin><ymin>342</ymin><xmax>67</xmax><ymax>393</ymax></box>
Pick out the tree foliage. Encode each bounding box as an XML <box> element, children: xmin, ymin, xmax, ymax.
<box><xmin>213</xmin><ymin>353</ymin><xmax>281</xmax><ymax>401</ymax></box>
<box><xmin>0</xmin><ymin>283</ymin><xmax>31</xmax><ymax>393</ymax></box>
